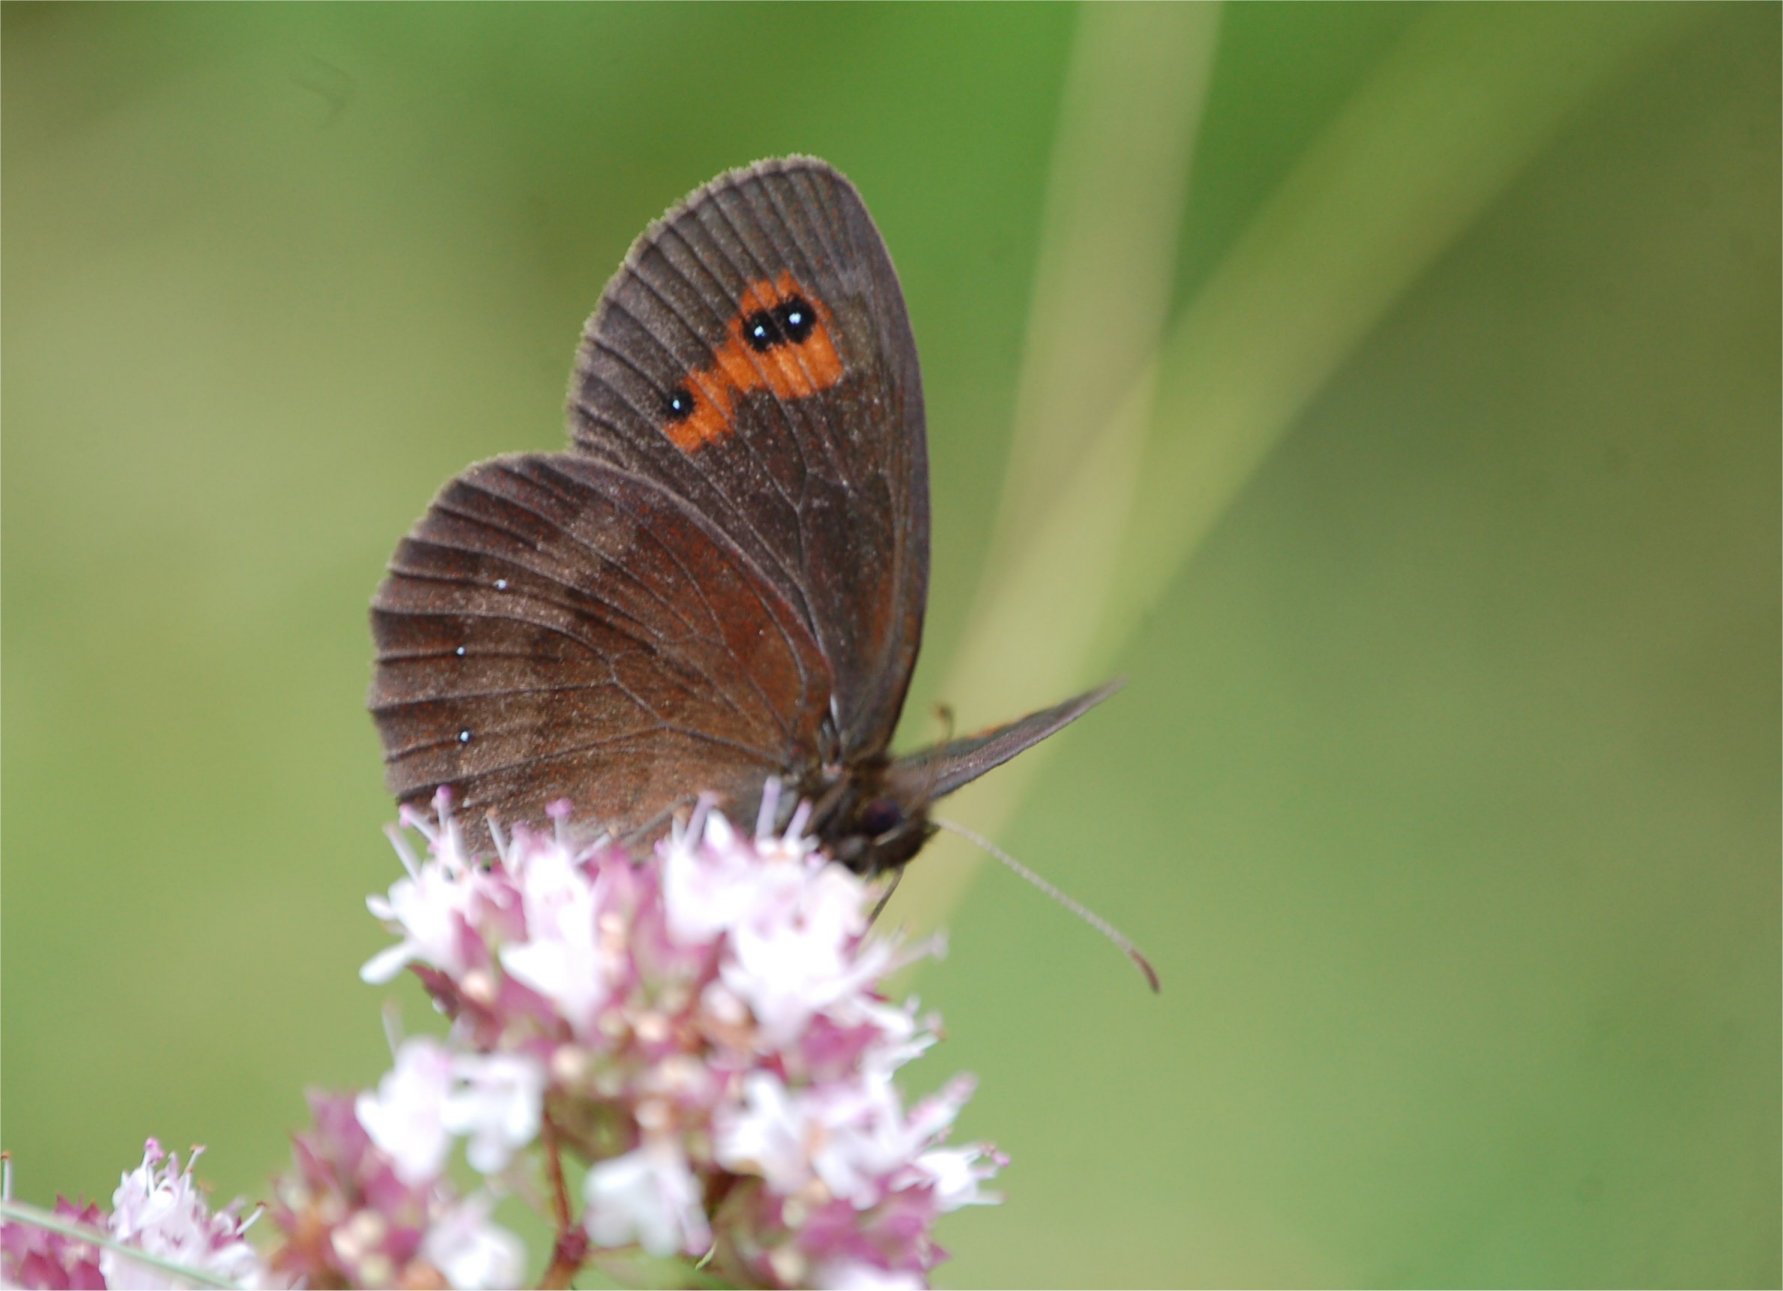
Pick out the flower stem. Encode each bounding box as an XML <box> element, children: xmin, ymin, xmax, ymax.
<box><xmin>537</xmin><ymin>1112</ymin><xmax>585</xmax><ymax>1288</ymax></box>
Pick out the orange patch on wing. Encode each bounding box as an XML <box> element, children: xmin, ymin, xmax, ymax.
<box><xmin>663</xmin><ymin>272</ymin><xmax>845</xmax><ymax>452</ymax></box>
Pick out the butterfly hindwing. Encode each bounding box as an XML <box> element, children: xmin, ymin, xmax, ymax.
<box><xmin>368</xmin><ymin>452</ymin><xmax>832</xmax><ymax>840</ymax></box>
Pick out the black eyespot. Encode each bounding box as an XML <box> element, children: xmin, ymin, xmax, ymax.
<box><xmin>742</xmin><ymin>309</ymin><xmax>781</xmax><ymax>352</ymax></box>
<box><xmin>776</xmin><ymin>296</ymin><xmax>814</xmax><ymax>343</ymax></box>
<box><xmin>665</xmin><ymin>385</ymin><xmax>695</xmax><ymax>421</ymax></box>
<box><xmin>457</xmin><ymin>729</ymin><xmax>472</xmax><ymax>744</ymax></box>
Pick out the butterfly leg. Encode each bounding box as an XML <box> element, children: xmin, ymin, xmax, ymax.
<box><xmin>867</xmin><ymin>866</ymin><xmax>904</xmax><ymax>926</ymax></box>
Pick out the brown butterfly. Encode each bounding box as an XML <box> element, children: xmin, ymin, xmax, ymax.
<box><xmin>368</xmin><ymin>157</ymin><xmax>1117</xmax><ymax>875</ymax></box>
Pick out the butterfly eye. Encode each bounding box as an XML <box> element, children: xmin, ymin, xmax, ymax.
<box><xmin>860</xmin><ymin>797</ymin><xmax>903</xmax><ymax>838</ymax></box>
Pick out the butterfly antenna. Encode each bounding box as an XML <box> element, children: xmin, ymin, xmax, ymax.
<box><xmin>934</xmin><ymin>817</ymin><xmax>1160</xmax><ymax>993</ymax></box>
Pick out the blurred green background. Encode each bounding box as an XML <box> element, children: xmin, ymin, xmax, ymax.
<box><xmin>4</xmin><ymin>5</ymin><xmax>1777</xmax><ymax>1287</ymax></box>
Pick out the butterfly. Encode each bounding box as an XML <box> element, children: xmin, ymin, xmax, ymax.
<box><xmin>368</xmin><ymin>156</ymin><xmax>1117</xmax><ymax>875</ymax></box>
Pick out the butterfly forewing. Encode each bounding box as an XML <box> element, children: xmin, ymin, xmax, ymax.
<box><xmin>369</xmin><ymin>453</ymin><xmax>832</xmax><ymax>840</ymax></box>
<box><xmin>568</xmin><ymin>157</ymin><xmax>929</xmax><ymax>761</ymax></box>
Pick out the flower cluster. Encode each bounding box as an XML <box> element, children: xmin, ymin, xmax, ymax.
<box><xmin>2</xmin><ymin>789</ymin><xmax>1002</xmax><ymax>1289</ymax></box>
<box><xmin>335</xmin><ymin>790</ymin><xmax>1003</xmax><ymax>1288</ymax></box>
<box><xmin>1</xmin><ymin>1140</ymin><xmax>262</xmax><ymax>1290</ymax></box>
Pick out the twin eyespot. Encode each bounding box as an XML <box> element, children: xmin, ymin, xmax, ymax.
<box><xmin>663</xmin><ymin>293</ymin><xmax>816</xmax><ymax>424</ymax></box>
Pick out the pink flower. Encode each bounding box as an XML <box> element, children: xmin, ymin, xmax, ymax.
<box><xmin>360</xmin><ymin>805</ymin><xmax>504</xmax><ymax>986</ymax></box>
<box><xmin>0</xmin><ymin>1141</ymin><xmax>263</xmax><ymax>1291</ymax></box>
<box><xmin>0</xmin><ymin>1196</ymin><xmax>106</xmax><ymax>1289</ymax></box>
<box><xmin>102</xmin><ymin>1141</ymin><xmax>263</xmax><ymax>1290</ymax></box>
<box><xmin>267</xmin><ymin>1091</ymin><xmax>521</xmax><ymax>1290</ymax></box>
<box><xmin>353</xmin><ymin>791</ymin><xmax>1005</xmax><ymax>1288</ymax></box>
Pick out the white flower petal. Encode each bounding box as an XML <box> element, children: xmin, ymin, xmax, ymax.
<box><xmin>583</xmin><ymin>1141</ymin><xmax>711</xmax><ymax>1258</ymax></box>
<box><xmin>356</xmin><ymin>1037</ymin><xmax>455</xmax><ymax>1185</ymax></box>
<box><xmin>712</xmin><ymin>1071</ymin><xmax>812</xmax><ymax>1195</ymax></box>
<box><xmin>444</xmin><ymin>1052</ymin><xmax>545</xmax><ymax>1175</ymax></box>
<box><xmin>816</xmin><ymin>1260</ymin><xmax>926</xmax><ymax>1290</ymax></box>
<box><xmin>499</xmin><ymin>844</ymin><xmax>617</xmax><ymax>1027</ymax></box>
<box><xmin>421</xmin><ymin>1194</ymin><xmax>525</xmax><ymax>1290</ymax></box>
<box><xmin>916</xmin><ymin>1144</ymin><xmax>1004</xmax><ymax>1210</ymax></box>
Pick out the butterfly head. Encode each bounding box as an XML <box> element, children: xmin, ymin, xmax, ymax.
<box><xmin>799</xmin><ymin>764</ymin><xmax>938</xmax><ymax>878</ymax></box>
